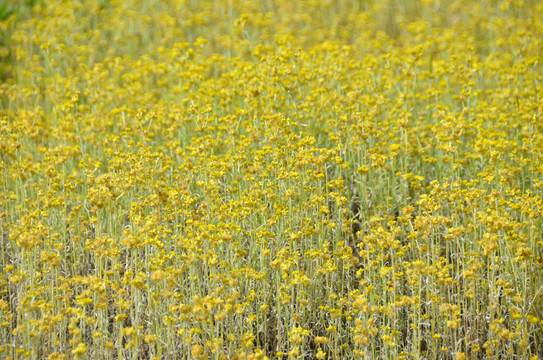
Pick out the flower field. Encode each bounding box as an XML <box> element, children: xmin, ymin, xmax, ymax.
<box><xmin>0</xmin><ymin>0</ymin><xmax>542</xmax><ymax>358</ymax></box>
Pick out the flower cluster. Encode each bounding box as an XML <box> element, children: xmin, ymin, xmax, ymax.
<box><xmin>0</xmin><ymin>0</ymin><xmax>542</xmax><ymax>359</ymax></box>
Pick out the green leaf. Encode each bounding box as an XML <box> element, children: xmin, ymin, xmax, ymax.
<box><xmin>0</xmin><ymin>1</ymin><xmax>15</xmax><ymax>21</ymax></box>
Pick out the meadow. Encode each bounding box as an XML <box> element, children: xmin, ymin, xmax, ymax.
<box><xmin>0</xmin><ymin>0</ymin><xmax>542</xmax><ymax>359</ymax></box>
